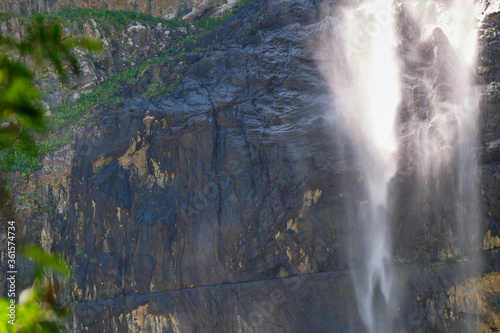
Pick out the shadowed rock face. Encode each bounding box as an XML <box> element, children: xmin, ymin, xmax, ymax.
<box><xmin>2</xmin><ymin>0</ymin><xmax>500</xmax><ymax>331</ymax></box>
<box><xmin>57</xmin><ymin>0</ymin><xmax>345</xmax><ymax>301</ymax></box>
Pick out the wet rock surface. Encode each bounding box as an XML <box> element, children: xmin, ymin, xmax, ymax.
<box><xmin>480</xmin><ymin>11</ymin><xmax>500</xmax><ymax>248</ymax></box>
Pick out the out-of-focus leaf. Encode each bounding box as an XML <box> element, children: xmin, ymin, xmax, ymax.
<box><xmin>16</xmin><ymin>14</ymin><xmax>103</xmax><ymax>82</ymax></box>
<box><xmin>0</xmin><ymin>56</ymin><xmax>45</xmax><ymax>130</ymax></box>
<box><xmin>65</xmin><ymin>37</ymin><xmax>103</xmax><ymax>51</ymax></box>
<box><xmin>20</xmin><ymin>245</ymin><xmax>71</xmax><ymax>277</ymax></box>
<box><xmin>0</xmin><ymin>14</ymin><xmax>102</xmax><ymax>173</ymax></box>
<box><xmin>0</xmin><ymin>298</ymin><xmax>15</xmax><ymax>333</ymax></box>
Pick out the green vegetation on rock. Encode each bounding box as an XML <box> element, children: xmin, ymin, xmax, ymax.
<box><xmin>0</xmin><ymin>0</ymin><xmax>253</xmax><ymax>178</ymax></box>
<box><xmin>17</xmin><ymin>8</ymin><xmax>190</xmax><ymax>32</ymax></box>
<box><xmin>0</xmin><ymin>14</ymin><xmax>101</xmax><ymax>175</ymax></box>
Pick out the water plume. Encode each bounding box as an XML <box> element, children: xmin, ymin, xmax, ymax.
<box><xmin>317</xmin><ymin>0</ymin><xmax>480</xmax><ymax>331</ymax></box>
<box><xmin>320</xmin><ymin>0</ymin><xmax>401</xmax><ymax>331</ymax></box>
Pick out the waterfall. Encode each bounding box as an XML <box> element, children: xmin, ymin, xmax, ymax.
<box><xmin>402</xmin><ymin>0</ymin><xmax>480</xmax><ymax>258</ymax></box>
<box><xmin>326</xmin><ymin>1</ymin><xmax>401</xmax><ymax>331</ymax></box>
<box><xmin>320</xmin><ymin>0</ymin><xmax>480</xmax><ymax>331</ymax></box>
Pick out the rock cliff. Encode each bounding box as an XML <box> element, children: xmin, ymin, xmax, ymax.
<box><xmin>1</xmin><ymin>0</ymin><xmax>500</xmax><ymax>332</ymax></box>
<box><xmin>0</xmin><ymin>0</ymin><xmax>234</xmax><ymax>21</ymax></box>
<box><xmin>1</xmin><ymin>15</ymin><xmax>202</xmax><ymax>107</ymax></box>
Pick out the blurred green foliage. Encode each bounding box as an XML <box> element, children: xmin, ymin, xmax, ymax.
<box><xmin>0</xmin><ymin>17</ymin><xmax>98</xmax><ymax>330</ymax></box>
<box><xmin>0</xmin><ymin>245</ymin><xmax>71</xmax><ymax>333</ymax></box>
<box><xmin>0</xmin><ymin>2</ymin><xmax>254</xmax><ymax>331</ymax></box>
<box><xmin>0</xmin><ymin>0</ymin><xmax>253</xmax><ymax>176</ymax></box>
<box><xmin>144</xmin><ymin>77</ymin><xmax>181</xmax><ymax>98</ymax></box>
<box><xmin>0</xmin><ymin>14</ymin><xmax>101</xmax><ymax>171</ymax></box>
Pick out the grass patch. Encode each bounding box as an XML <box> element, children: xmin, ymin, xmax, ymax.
<box><xmin>48</xmin><ymin>49</ymin><xmax>190</xmax><ymax>129</ymax></box>
<box><xmin>144</xmin><ymin>77</ymin><xmax>181</xmax><ymax>98</ymax></box>
<box><xmin>1</xmin><ymin>0</ymin><xmax>253</xmax><ymax>177</ymax></box>
<box><xmin>40</xmin><ymin>203</ymin><xmax>53</xmax><ymax>216</ymax></box>
<box><xmin>75</xmin><ymin>247</ymin><xmax>86</xmax><ymax>257</ymax></box>
<box><xmin>14</xmin><ymin>8</ymin><xmax>189</xmax><ymax>33</ymax></box>
<box><xmin>0</xmin><ymin>130</ymin><xmax>73</xmax><ymax>178</ymax></box>
<box><xmin>183</xmin><ymin>0</ymin><xmax>252</xmax><ymax>48</ymax></box>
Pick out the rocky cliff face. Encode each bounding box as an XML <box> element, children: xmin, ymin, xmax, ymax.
<box><xmin>2</xmin><ymin>0</ymin><xmax>500</xmax><ymax>332</ymax></box>
<box><xmin>0</xmin><ymin>0</ymin><xmax>234</xmax><ymax>21</ymax></box>
<box><xmin>1</xmin><ymin>16</ymin><xmax>200</xmax><ymax>107</ymax></box>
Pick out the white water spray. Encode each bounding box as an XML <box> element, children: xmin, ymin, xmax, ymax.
<box><xmin>404</xmin><ymin>0</ymin><xmax>480</xmax><ymax>257</ymax></box>
<box><xmin>326</xmin><ymin>1</ymin><xmax>401</xmax><ymax>331</ymax></box>
<box><xmin>320</xmin><ymin>0</ymin><xmax>480</xmax><ymax>331</ymax></box>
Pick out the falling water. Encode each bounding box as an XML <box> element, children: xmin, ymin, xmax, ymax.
<box><xmin>403</xmin><ymin>0</ymin><xmax>480</xmax><ymax>258</ymax></box>
<box><xmin>320</xmin><ymin>0</ymin><xmax>480</xmax><ymax>331</ymax></box>
<box><xmin>326</xmin><ymin>1</ymin><xmax>401</xmax><ymax>331</ymax></box>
